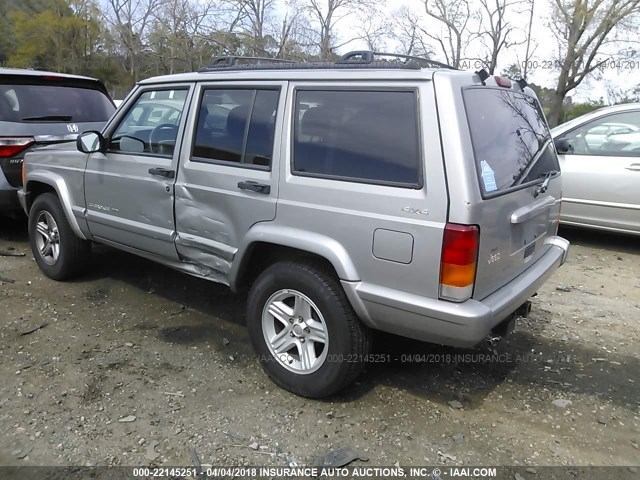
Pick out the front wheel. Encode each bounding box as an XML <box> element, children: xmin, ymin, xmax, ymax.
<box><xmin>247</xmin><ymin>261</ymin><xmax>371</xmax><ymax>398</ymax></box>
<box><xmin>28</xmin><ymin>193</ymin><xmax>91</xmax><ymax>280</ymax></box>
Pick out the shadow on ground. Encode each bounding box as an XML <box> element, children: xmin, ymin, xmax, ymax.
<box><xmin>559</xmin><ymin>226</ymin><xmax>640</xmax><ymax>256</ymax></box>
<box><xmin>4</xmin><ymin>216</ymin><xmax>636</xmax><ymax>410</ymax></box>
<box><xmin>0</xmin><ymin>215</ymin><xmax>28</xmax><ymax>242</ymax></box>
<box><xmin>81</xmin><ymin>242</ymin><xmax>639</xmax><ymax>412</ymax></box>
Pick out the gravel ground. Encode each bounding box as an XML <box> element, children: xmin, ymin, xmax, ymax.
<box><xmin>0</xmin><ymin>217</ymin><xmax>639</xmax><ymax>473</ymax></box>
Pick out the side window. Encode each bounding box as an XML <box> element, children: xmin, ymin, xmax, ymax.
<box><xmin>562</xmin><ymin>111</ymin><xmax>640</xmax><ymax>157</ymax></box>
<box><xmin>292</xmin><ymin>90</ymin><xmax>421</xmax><ymax>187</ymax></box>
<box><xmin>109</xmin><ymin>89</ymin><xmax>188</xmax><ymax>157</ymax></box>
<box><xmin>192</xmin><ymin>88</ymin><xmax>279</xmax><ymax>168</ymax></box>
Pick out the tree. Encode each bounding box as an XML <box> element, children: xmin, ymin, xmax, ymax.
<box><xmin>521</xmin><ymin>0</ymin><xmax>535</xmax><ymax>79</ymax></box>
<box><xmin>546</xmin><ymin>0</ymin><xmax>640</xmax><ymax>127</ymax></box>
<box><xmin>222</xmin><ymin>0</ymin><xmax>278</xmax><ymax>56</ymax></box>
<box><xmin>392</xmin><ymin>7</ymin><xmax>435</xmax><ymax>58</ymax></box>
<box><xmin>354</xmin><ymin>14</ymin><xmax>389</xmax><ymax>51</ymax></box>
<box><xmin>105</xmin><ymin>0</ymin><xmax>162</xmax><ymax>82</ymax></box>
<box><xmin>477</xmin><ymin>0</ymin><xmax>525</xmax><ymax>74</ymax></box>
<box><xmin>270</xmin><ymin>3</ymin><xmax>310</xmax><ymax>59</ymax></box>
<box><xmin>300</xmin><ymin>0</ymin><xmax>378</xmax><ymax>59</ymax></box>
<box><xmin>423</xmin><ymin>0</ymin><xmax>477</xmax><ymax>68</ymax></box>
<box><xmin>149</xmin><ymin>0</ymin><xmax>204</xmax><ymax>74</ymax></box>
<box><xmin>0</xmin><ymin>0</ymin><xmax>60</xmax><ymax>64</ymax></box>
<box><xmin>7</xmin><ymin>0</ymin><xmax>101</xmax><ymax>73</ymax></box>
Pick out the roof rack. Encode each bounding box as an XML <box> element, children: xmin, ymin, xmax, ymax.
<box><xmin>198</xmin><ymin>50</ymin><xmax>456</xmax><ymax>72</ymax></box>
<box><xmin>338</xmin><ymin>51</ymin><xmax>456</xmax><ymax>70</ymax></box>
<box><xmin>201</xmin><ymin>55</ymin><xmax>295</xmax><ymax>71</ymax></box>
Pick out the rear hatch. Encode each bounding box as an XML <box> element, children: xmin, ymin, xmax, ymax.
<box><xmin>435</xmin><ymin>72</ymin><xmax>561</xmax><ymax>301</ymax></box>
<box><xmin>0</xmin><ymin>74</ymin><xmax>115</xmax><ymax>187</ymax></box>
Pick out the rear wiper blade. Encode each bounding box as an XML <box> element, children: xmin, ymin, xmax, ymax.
<box><xmin>513</xmin><ymin>138</ymin><xmax>552</xmax><ymax>186</ymax></box>
<box><xmin>534</xmin><ymin>170</ymin><xmax>558</xmax><ymax>197</ymax></box>
<box><xmin>21</xmin><ymin>115</ymin><xmax>73</xmax><ymax>122</ymax></box>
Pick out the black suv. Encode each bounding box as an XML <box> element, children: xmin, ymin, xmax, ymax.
<box><xmin>1</xmin><ymin>68</ymin><xmax>115</xmax><ymax>215</ymax></box>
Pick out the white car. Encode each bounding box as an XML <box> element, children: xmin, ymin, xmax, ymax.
<box><xmin>552</xmin><ymin>103</ymin><xmax>640</xmax><ymax>236</ymax></box>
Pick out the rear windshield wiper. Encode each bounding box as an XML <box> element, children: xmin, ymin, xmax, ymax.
<box><xmin>534</xmin><ymin>170</ymin><xmax>558</xmax><ymax>197</ymax></box>
<box><xmin>21</xmin><ymin>115</ymin><xmax>73</xmax><ymax>122</ymax></box>
<box><xmin>513</xmin><ymin>137</ymin><xmax>552</xmax><ymax>186</ymax></box>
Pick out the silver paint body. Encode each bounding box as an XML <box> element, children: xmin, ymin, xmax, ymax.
<box><xmin>552</xmin><ymin>103</ymin><xmax>640</xmax><ymax>236</ymax></box>
<box><xmin>20</xmin><ymin>67</ymin><xmax>569</xmax><ymax>348</ymax></box>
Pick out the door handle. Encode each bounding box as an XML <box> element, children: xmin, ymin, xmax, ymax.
<box><xmin>510</xmin><ymin>195</ymin><xmax>556</xmax><ymax>224</ymax></box>
<box><xmin>148</xmin><ymin>167</ymin><xmax>175</xmax><ymax>178</ymax></box>
<box><xmin>625</xmin><ymin>163</ymin><xmax>640</xmax><ymax>171</ymax></box>
<box><xmin>237</xmin><ymin>180</ymin><xmax>271</xmax><ymax>194</ymax></box>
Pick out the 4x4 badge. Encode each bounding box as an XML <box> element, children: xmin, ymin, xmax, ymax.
<box><xmin>402</xmin><ymin>207</ymin><xmax>429</xmax><ymax>215</ymax></box>
<box><xmin>66</xmin><ymin>124</ymin><xmax>79</xmax><ymax>133</ymax></box>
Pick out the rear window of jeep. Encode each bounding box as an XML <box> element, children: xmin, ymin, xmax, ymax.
<box><xmin>463</xmin><ymin>87</ymin><xmax>559</xmax><ymax>196</ymax></box>
<box><xmin>292</xmin><ymin>90</ymin><xmax>421</xmax><ymax>187</ymax></box>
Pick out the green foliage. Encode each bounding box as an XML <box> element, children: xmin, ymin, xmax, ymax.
<box><xmin>562</xmin><ymin>101</ymin><xmax>607</xmax><ymax>122</ymax></box>
<box><xmin>500</xmin><ymin>63</ymin><xmax>523</xmax><ymax>80</ymax></box>
<box><xmin>524</xmin><ymin>82</ymin><xmax>556</xmax><ymax>115</ymax></box>
<box><xmin>0</xmin><ymin>0</ymin><xmax>55</xmax><ymax>63</ymax></box>
<box><xmin>3</xmin><ymin>0</ymin><xmax>127</xmax><ymax>95</ymax></box>
<box><xmin>6</xmin><ymin>0</ymin><xmax>92</xmax><ymax>70</ymax></box>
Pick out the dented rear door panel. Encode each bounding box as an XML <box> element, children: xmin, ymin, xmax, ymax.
<box><xmin>173</xmin><ymin>81</ymin><xmax>286</xmax><ymax>281</ymax></box>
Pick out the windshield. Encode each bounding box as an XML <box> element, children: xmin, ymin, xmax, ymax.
<box><xmin>0</xmin><ymin>82</ymin><xmax>114</xmax><ymax>123</ymax></box>
<box><xmin>463</xmin><ymin>87</ymin><xmax>559</xmax><ymax>196</ymax></box>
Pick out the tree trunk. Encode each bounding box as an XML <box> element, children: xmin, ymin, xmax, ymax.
<box><xmin>320</xmin><ymin>25</ymin><xmax>331</xmax><ymax>59</ymax></box>
<box><xmin>547</xmin><ymin>89</ymin><xmax>565</xmax><ymax>128</ymax></box>
<box><xmin>522</xmin><ymin>0</ymin><xmax>534</xmax><ymax>79</ymax></box>
<box><xmin>488</xmin><ymin>48</ymin><xmax>498</xmax><ymax>74</ymax></box>
<box><xmin>129</xmin><ymin>46</ymin><xmax>136</xmax><ymax>82</ymax></box>
<box><xmin>548</xmin><ymin>60</ymin><xmax>572</xmax><ymax>127</ymax></box>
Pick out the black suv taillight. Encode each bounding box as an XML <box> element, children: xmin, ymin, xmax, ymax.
<box><xmin>0</xmin><ymin>137</ymin><xmax>35</xmax><ymax>158</ymax></box>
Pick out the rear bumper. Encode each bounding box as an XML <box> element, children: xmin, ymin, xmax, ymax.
<box><xmin>343</xmin><ymin>236</ymin><xmax>570</xmax><ymax>348</ymax></box>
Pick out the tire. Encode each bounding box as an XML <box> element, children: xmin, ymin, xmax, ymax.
<box><xmin>247</xmin><ymin>260</ymin><xmax>371</xmax><ymax>398</ymax></box>
<box><xmin>28</xmin><ymin>193</ymin><xmax>91</xmax><ymax>280</ymax></box>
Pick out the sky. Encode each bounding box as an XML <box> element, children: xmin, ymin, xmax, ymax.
<box><xmin>331</xmin><ymin>0</ymin><xmax>640</xmax><ymax>103</ymax></box>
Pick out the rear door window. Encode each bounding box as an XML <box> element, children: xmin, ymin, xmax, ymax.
<box><xmin>292</xmin><ymin>90</ymin><xmax>421</xmax><ymax>187</ymax></box>
<box><xmin>192</xmin><ymin>88</ymin><xmax>280</xmax><ymax>168</ymax></box>
<box><xmin>463</xmin><ymin>88</ymin><xmax>559</xmax><ymax>196</ymax></box>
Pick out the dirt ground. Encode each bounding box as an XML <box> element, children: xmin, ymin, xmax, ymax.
<box><xmin>1</xmin><ymin>216</ymin><xmax>639</xmax><ymax>472</ymax></box>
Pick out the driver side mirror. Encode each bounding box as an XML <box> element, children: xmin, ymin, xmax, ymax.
<box><xmin>554</xmin><ymin>137</ymin><xmax>573</xmax><ymax>154</ymax></box>
<box><xmin>77</xmin><ymin>131</ymin><xmax>105</xmax><ymax>154</ymax></box>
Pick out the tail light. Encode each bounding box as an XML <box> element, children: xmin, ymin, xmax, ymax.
<box><xmin>0</xmin><ymin>137</ymin><xmax>35</xmax><ymax>158</ymax></box>
<box><xmin>439</xmin><ymin>223</ymin><xmax>479</xmax><ymax>302</ymax></box>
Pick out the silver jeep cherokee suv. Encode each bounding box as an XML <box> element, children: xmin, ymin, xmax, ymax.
<box><xmin>19</xmin><ymin>52</ymin><xmax>569</xmax><ymax>398</ymax></box>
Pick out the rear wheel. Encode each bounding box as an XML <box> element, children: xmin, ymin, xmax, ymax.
<box><xmin>247</xmin><ymin>260</ymin><xmax>371</xmax><ymax>398</ymax></box>
<box><xmin>28</xmin><ymin>193</ymin><xmax>90</xmax><ymax>280</ymax></box>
